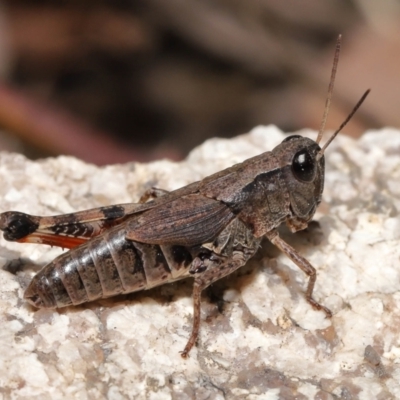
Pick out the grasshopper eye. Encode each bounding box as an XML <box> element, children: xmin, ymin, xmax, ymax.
<box><xmin>292</xmin><ymin>149</ymin><xmax>316</xmax><ymax>182</ymax></box>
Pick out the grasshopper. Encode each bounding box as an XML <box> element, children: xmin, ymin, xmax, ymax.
<box><xmin>0</xmin><ymin>36</ymin><xmax>369</xmax><ymax>357</ymax></box>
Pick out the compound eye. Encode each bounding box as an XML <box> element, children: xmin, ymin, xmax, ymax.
<box><xmin>282</xmin><ymin>135</ymin><xmax>302</xmax><ymax>143</ymax></box>
<box><xmin>292</xmin><ymin>149</ymin><xmax>316</xmax><ymax>182</ymax></box>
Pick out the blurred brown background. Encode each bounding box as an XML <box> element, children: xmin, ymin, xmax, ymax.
<box><xmin>0</xmin><ymin>0</ymin><xmax>395</xmax><ymax>164</ymax></box>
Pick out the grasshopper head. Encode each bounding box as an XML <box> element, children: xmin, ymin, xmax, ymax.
<box><xmin>274</xmin><ymin>135</ymin><xmax>325</xmax><ymax>227</ymax></box>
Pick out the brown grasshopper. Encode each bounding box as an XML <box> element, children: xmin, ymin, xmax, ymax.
<box><xmin>0</xmin><ymin>36</ymin><xmax>369</xmax><ymax>357</ymax></box>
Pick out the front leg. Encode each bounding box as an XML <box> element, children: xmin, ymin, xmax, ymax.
<box><xmin>265</xmin><ymin>229</ymin><xmax>332</xmax><ymax>317</ymax></box>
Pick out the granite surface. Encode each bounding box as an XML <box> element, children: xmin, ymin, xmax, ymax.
<box><xmin>0</xmin><ymin>126</ymin><xmax>399</xmax><ymax>399</ymax></box>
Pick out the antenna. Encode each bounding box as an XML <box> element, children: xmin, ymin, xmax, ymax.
<box><xmin>316</xmin><ymin>35</ymin><xmax>341</xmax><ymax>145</ymax></box>
<box><xmin>317</xmin><ymin>89</ymin><xmax>370</xmax><ymax>159</ymax></box>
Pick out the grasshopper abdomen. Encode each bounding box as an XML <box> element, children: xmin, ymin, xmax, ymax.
<box><xmin>24</xmin><ymin>221</ymin><xmax>194</xmax><ymax>308</ymax></box>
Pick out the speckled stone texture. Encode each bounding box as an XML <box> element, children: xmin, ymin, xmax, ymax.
<box><xmin>0</xmin><ymin>126</ymin><xmax>399</xmax><ymax>399</ymax></box>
